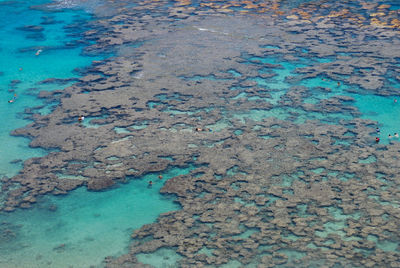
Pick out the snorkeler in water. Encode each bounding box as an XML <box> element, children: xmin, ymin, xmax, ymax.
<box><xmin>8</xmin><ymin>93</ymin><xmax>17</xmax><ymax>103</ymax></box>
<box><xmin>195</xmin><ymin>127</ymin><xmax>212</xmax><ymax>132</ymax></box>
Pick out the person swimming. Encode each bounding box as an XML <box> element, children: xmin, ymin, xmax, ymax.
<box><xmin>375</xmin><ymin>137</ymin><xmax>380</xmax><ymax>143</ymax></box>
<box><xmin>195</xmin><ymin>127</ymin><xmax>212</xmax><ymax>132</ymax></box>
<box><xmin>394</xmin><ymin>133</ymin><xmax>399</xmax><ymax>138</ymax></box>
<box><xmin>376</xmin><ymin>127</ymin><xmax>380</xmax><ymax>133</ymax></box>
<box><xmin>388</xmin><ymin>134</ymin><xmax>392</xmax><ymax>139</ymax></box>
<box><xmin>35</xmin><ymin>49</ymin><xmax>42</xmax><ymax>56</ymax></box>
<box><xmin>8</xmin><ymin>93</ymin><xmax>17</xmax><ymax>103</ymax></box>
<box><xmin>78</xmin><ymin>115</ymin><xmax>85</xmax><ymax>122</ymax></box>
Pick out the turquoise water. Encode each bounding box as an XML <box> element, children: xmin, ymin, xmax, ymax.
<box><xmin>0</xmin><ymin>1</ymin><xmax>185</xmax><ymax>267</ymax></box>
<box><xmin>137</xmin><ymin>248</ymin><xmax>183</xmax><ymax>268</ymax></box>
<box><xmin>0</xmin><ymin>167</ymin><xmax>190</xmax><ymax>267</ymax></box>
<box><xmin>1</xmin><ymin>0</ymin><xmax>400</xmax><ymax>267</ymax></box>
<box><xmin>354</xmin><ymin>94</ymin><xmax>400</xmax><ymax>143</ymax></box>
<box><xmin>0</xmin><ymin>0</ymin><xmax>100</xmax><ymax>177</ymax></box>
<box><xmin>302</xmin><ymin>76</ymin><xmax>400</xmax><ymax>144</ymax></box>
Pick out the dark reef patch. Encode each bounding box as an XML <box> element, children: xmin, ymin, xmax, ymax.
<box><xmin>3</xmin><ymin>0</ymin><xmax>400</xmax><ymax>267</ymax></box>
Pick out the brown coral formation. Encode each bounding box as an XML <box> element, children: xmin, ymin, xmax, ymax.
<box><xmin>2</xmin><ymin>0</ymin><xmax>400</xmax><ymax>267</ymax></box>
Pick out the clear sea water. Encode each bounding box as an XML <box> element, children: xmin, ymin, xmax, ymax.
<box><xmin>0</xmin><ymin>0</ymin><xmax>99</xmax><ymax>178</ymax></box>
<box><xmin>0</xmin><ymin>0</ymin><xmax>400</xmax><ymax>267</ymax></box>
<box><xmin>0</xmin><ymin>1</ymin><xmax>186</xmax><ymax>267</ymax></box>
<box><xmin>0</xmin><ymin>167</ymin><xmax>188</xmax><ymax>268</ymax></box>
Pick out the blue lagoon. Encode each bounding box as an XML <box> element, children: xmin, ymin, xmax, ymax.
<box><xmin>1</xmin><ymin>0</ymin><xmax>400</xmax><ymax>267</ymax></box>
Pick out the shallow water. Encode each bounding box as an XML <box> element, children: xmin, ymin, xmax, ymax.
<box><xmin>0</xmin><ymin>167</ymin><xmax>190</xmax><ymax>267</ymax></box>
<box><xmin>0</xmin><ymin>0</ymin><xmax>100</xmax><ymax>177</ymax></box>
<box><xmin>1</xmin><ymin>0</ymin><xmax>400</xmax><ymax>267</ymax></box>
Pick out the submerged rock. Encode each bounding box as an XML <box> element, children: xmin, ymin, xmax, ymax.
<box><xmin>3</xmin><ymin>1</ymin><xmax>400</xmax><ymax>267</ymax></box>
